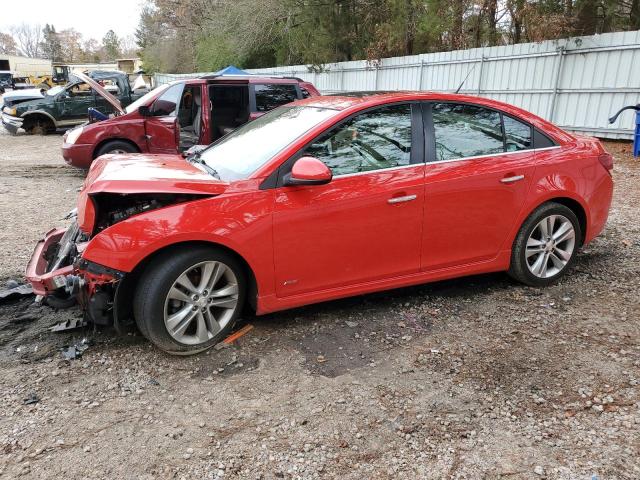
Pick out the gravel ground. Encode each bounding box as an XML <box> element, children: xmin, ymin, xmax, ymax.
<box><xmin>0</xmin><ymin>126</ymin><xmax>638</xmax><ymax>479</ymax></box>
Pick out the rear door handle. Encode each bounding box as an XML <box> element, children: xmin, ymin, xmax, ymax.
<box><xmin>388</xmin><ymin>194</ymin><xmax>417</xmax><ymax>204</ymax></box>
<box><xmin>501</xmin><ymin>175</ymin><xmax>525</xmax><ymax>184</ymax></box>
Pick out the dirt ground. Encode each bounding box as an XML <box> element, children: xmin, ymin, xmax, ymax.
<box><xmin>0</xmin><ymin>124</ymin><xmax>638</xmax><ymax>480</ymax></box>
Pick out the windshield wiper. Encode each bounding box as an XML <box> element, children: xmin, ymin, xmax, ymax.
<box><xmin>187</xmin><ymin>152</ymin><xmax>220</xmax><ymax>179</ymax></box>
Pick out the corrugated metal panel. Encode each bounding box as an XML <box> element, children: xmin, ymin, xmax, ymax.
<box><xmin>154</xmin><ymin>30</ymin><xmax>640</xmax><ymax>139</ymax></box>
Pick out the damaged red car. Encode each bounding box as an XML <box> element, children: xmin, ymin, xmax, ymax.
<box><xmin>61</xmin><ymin>73</ymin><xmax>319</xmax><ymax>169</ymax></box>
<box><xmin>27</xmin><ymin>92</ymin><xmax>614</xmax><ymax>354</ymax></box>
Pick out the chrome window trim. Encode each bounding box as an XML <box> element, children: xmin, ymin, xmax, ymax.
<box><xmin>332</xmin><ymin>162</ymin><xmax>421</xmax><ymax>179</ymax></box>
<box><xmin>426</xmin><ymin>145</ymin><xmax>562</xmax><ymax>166</ymax></box>
<box><xmin>330</xmin><ymin>145</ymin><xmax>562</xmax><ymax>178</ymax></box>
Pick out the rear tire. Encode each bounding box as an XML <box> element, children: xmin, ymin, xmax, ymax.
<box><xmin>508</xmin><ymin>202</ymin><xmax>581</xmax><ymax>287</ymax></box>
<box><xmin>133</xmin><ymin>247</ymin><xmax>246</xmax><ymax>355</ymax></box>
<box><xmin>95</xmin><ymin>140</ymin><xmax>139</xmax><ymax>158</ymax></box>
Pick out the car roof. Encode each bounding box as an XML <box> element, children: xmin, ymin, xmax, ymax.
<box><xmin>181</xmin><ymin>75</ymin><xmax>306</xmax><ymax>85</ymax></box>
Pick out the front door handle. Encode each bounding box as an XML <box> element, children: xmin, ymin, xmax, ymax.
<box><xmin>501</xmin><ymin>175</ymin><xmax>525</xmax><ymax>184</ymax></box>
<box><xmin>388</xmin><ymin>194</ymin><xmax>417</xmax><ymax>204</ymax></box>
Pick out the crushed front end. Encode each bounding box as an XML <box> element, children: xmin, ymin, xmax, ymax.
<box><xmin>25</xmin><ymin>220</ymin><xmax>125</xmax><ymax>325</ymax></box>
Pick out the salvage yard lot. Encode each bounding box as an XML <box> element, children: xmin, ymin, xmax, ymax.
<box><xmin>0</xmin><ymin>127</ymin><xmax>639</xmax><ymax>479</ymax></box>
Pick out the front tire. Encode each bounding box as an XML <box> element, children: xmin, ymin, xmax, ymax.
<box><xmin>508</xmin><ymin>202</ymin><xmax>581</xmax><ymax>287</ymax></box>
<box><xmin>95</xmin><ymin>140</ymin><xmax>139</xmax><ymax>158</ymax></box>
<box><xmin>133</xmin><ymin>247</ymin><xmax>246</xmax><ymax>355</ymax></box>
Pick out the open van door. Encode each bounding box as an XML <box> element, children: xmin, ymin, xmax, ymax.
<box><xmin>142</xmin><ymin>82</ymin><xmax>184</xmax><ymax>153</ymax></box>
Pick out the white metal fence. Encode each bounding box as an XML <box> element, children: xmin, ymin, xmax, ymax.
<box><xmin>154</xmin><ymin>30</ymin><xmax>640</xmax><ymax>140</ymax></box>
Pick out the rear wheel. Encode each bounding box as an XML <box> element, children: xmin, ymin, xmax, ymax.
<box><xmin>133</xmin><ymin>247</ymin><xmax>246</xmax><ymax>355</ymax></box>
<box><xmin>509</xmin><ymin>202</ymin><xmax>581</xmax><ymax>286</ymax></box>
<box><xmin>95</xmin><ymin>140</ymin><xmax>139</xmax><ymax>157</ymax></box>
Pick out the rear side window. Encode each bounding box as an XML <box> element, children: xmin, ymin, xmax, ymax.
<box><xmin>504</xmin><ymin>115</ymin><xmax>532</xmax><ymax>151</ymax></box>
<box><xmin>432</xmin><ymin>103</ymin><xmax>503</xmax><ymax>161</ymax></box>
<box><xmin>254</xmin><ymin>84</ymin><xmax>298</xmax><ymax>112</ymax></box>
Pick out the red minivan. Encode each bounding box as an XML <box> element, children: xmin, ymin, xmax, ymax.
<box><xmin>61</xmin><ymin>73</ymin><xmax>320</xmax><ymax>169</ymax></box>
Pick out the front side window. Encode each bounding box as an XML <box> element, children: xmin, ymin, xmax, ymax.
<box><xmin>504</xmin><ymin>115</ymin><xmax>532</xmax><ymax>151</ymax></box>
<box><xmin>304</xmin><ymin>104</ymin><xmax>413</xmax><ymax>176</ymax></box>
<box><xmin>151</xmin><ymin>82</ymin><xmax>184</xmax><ymax>116</ymax></box>
<box><xmin>254</xmin><ymin>84</ymin><xmax>298</xmax><ymax>112</ymax></box>
<box><xmin>432</xmin><ymin>103</ymin><xmax>503</xmax><ymax>161</ymax></box>
<box><xmin>200</xmin><ymin>106</ymin><xmax>336</xmax><ymax>181</ymax></box>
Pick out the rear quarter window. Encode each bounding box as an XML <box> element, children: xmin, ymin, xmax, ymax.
<box><xmin>254</xmin><ymin>84</ymin><xmax>298</xmax><ymax>112</ymax></box>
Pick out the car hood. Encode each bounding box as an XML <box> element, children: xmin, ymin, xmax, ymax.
<box><xmin>2</xmin><ymin>88</ymin><xmax>43</xmax><ymax>101</ymax></box>
<box><xmin>73</xmin><ymin>71</ymin><xmax>125</xmax><ymax>115</ymax></box>
<box><xmin>83</xmin><ymin>154</ymin><xmax>230</xmax><ymax>195</ymax></box>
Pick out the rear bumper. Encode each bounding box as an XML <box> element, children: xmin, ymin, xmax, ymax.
<box><xmin>2</xmin><ymin>113</ymin><xmax>22</xmax><ymax>134</ymax></box>
<box><xmin>62</xmin><ymin>142</ymin><xmax>94</xmax><ymax>169</ymax></box>
<box><xmin>25</xmin><ymin>228</ymin><xmax>73</xmax><ymax>296</ymax></box>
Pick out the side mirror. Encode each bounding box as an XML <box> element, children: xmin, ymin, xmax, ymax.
<box><xmin>284</xmin><ymin>156</ymin><xmax>332</xmax><ymax>186</ymax></box>
<box><xmin>138</xmin><ymin>105</ymin><xmax>151</xmax><ymax>117</ymax></box>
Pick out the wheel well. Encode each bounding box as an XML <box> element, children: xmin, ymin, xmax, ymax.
<box><xmin>93</xmin><ymin>138</ymin><xmax>141</xmax><ymax>159</ymax></box>
<box><xmin>545</xmin><ymin>197</ymin><xmax>587</xmax><ymax>246</ymax></box>
<box><xmin>23</xmin><ymin>113</ymin><xmax>54</xmax><ymax>129</ymax></box>
<box><xmin>113</xmin><ymin>241</ymin><xmax>259</xmax><ymax>329</ymax></box>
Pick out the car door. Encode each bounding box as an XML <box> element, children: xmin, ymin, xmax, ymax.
<box><xmin>421</xmin><ymin>102</ymin><xmax>537</xmax><ymax>271</ymax></box>
<box><xmin>59</xmin><ymin>84</ymin><xmax>96</xmax><ymax>121</ymax></box>
<box><xmin>272</xmin><ymin>103</ymin><xmax>426</xmax><ymax>297</ymax></box>
<box><xmin>144</xmin><ymin>82</ymin><xmax>185</xmax><ymax>153</ymax></box>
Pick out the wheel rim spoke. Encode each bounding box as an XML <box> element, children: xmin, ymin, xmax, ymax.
<box><xmin>211</xmin><ymin>284</ymin><xmax>238</xmax><ymax>297</ymax></box>
<box><xmin>167</xmin><ymin>306</ymin><xmax>197</xmax><ymax>336</ymax></box>
<box><xmin>176</xmin><ymin>273</ymin><xmax>198</xmax><ymax>294</ymax></box>
<box><xmin>554</xmin><ymin>246</ymin><xmax>572</xmax><ymax>261</ymax></box>
<box><xmin>206</xmin><ymin>263</ymin><xmax>226</xmax><ymax>292</ymax></box>
<box><xmin>195</xmin><ymin>312</ymin><xmax>210</xmax><ymax>343</ymax></box>
<box><xmin>168</xmin><ymin>286</ymin><xmax>191</xmax><ymax>303</ymax></box>
<box><xmin>204</xmin><ymin>309</ymin><xmax>222</xmax><ymax>335</ymax></box>
<box><xmin>530</xmin><ymin>252</ymin><xmax>546</xmax><ymax>276</ymax></box>
<box><xmin>209</xmin><ymin>297</ymin><xmax>238</xmax><ymax>308</ymax></box>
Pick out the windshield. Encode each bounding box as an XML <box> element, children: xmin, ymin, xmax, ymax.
<box><xmin>46</xmin><ymin>85</ymin><xmax>65</xmax><ymax>96</ymax></box>
<box><xmin>0</xmin><ymin>73</ymin><xmax>11</xmax><ymax>81</ymax></box>
<box><xmin>199</xmin><ymin>105</ymin><xmax>337</xmax><ymax>181</ymax></box>
<box><xmin>125</xmin><ymin>84</ymin><xmax>170</xmax><ymax>113</ymax></box>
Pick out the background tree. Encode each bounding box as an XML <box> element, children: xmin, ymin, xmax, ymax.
<box><xmin>41</xmin><ymin>24</ymin><xmax>63</xmax><ymax>61</ymax></box>
<box><xmin>0</xmin><ymin>32</ymin><xmax>17</xmax><ymax>55</ymax></box>
<box><xmin>102</xmin><ymin>29</ymin><xmax>121</xmax><ymax>59</ymax></box>
<box><xmin>10</xmin><ymin>23</ymin><xmax>43</xmax><ymax>57</ymax></box>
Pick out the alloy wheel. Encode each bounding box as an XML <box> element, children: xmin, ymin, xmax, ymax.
<box><xmin>525</xmin><ymin>214</ymin><xmax>576</xmax><ymax>278</ymax></box>
<box><xmin>163</xmin><ymin>261</ymin><xmax>239</xmax><ymax>345</ymax></box>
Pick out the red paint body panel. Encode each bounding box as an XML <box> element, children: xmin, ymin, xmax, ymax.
<box><xmin>33</xmin><ymin>92</ymin><xmax>613</xmax><ymax>320</ymax></box>
<box><xmin>421</xmin><ymin>150</ymin><xmax>537</xmax><ymax>270</ymax></box>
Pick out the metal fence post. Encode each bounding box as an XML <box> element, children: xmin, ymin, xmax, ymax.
<box><xmin>477</xmin><ymin>56</ymin><xmax>485</xmax><ymax>95</ymax></box>
<box><xmin>374</xmin><ymin>65</ymin><xmax>379</xmax><ymax>91</ymax></box>
<box><xmin>418</xmin><ymin>60</ymin><xmax>425</xmax><ymax>90</ymax></box>
<box><xmin>548</xmin><ymin>47</ymin><xmax>565</xmax><ymax>122</ymax></box>
<box><xmin>340</xmin><ymin>66</ymin><xmax>345</xmax><ymax>92</ymax></box>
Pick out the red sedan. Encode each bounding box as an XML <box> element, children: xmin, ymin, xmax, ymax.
<box><xmin>27</xmin><ymin>92</ymin><xmax>614</xmax><ymax>354</ymax></box>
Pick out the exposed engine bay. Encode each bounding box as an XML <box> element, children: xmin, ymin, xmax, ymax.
<box><xmin>34</xmin><ymin>192</ymin><xmax>209</xmax><ymax>328</ymax></box>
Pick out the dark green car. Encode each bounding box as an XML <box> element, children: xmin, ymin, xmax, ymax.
<box><xmin>2</xmin><ymin>71</ymin><xmax>144</xmax><ymax>135</ymax></box>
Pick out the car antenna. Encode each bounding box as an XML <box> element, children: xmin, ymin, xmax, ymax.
<box><xmin>455</xmin><ymin>64</ymin><xmax>477</xmax><ymax>94</ymax></box>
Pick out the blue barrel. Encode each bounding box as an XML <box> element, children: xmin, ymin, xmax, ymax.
<box><xmin>635</xmin><ymin>110</ymin><xmax>640</xmax><ymax>157</ymax></box>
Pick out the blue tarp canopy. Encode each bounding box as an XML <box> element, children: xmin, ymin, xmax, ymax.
<box><xmin>213</xmin><ymin>65</ymin><xmax>250</xmax><ymax>76</ymax></box>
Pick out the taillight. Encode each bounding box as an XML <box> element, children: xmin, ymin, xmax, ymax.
<box><xmin>598</xmin><ymin>152</ymin><xmax>614</xmax><ymax>173</ymax></box>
